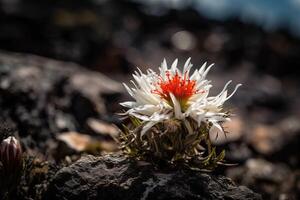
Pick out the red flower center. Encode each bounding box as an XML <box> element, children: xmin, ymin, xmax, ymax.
<box><xmin>152</xmin><ymin>70</ymin><xmax>198</xmax><ymax>106</ymax></box>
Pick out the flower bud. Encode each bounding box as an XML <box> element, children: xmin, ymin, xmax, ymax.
<box><xmin>0</xmin><ymin>136</ymin><xmax>23</xmax><ymax>173</ymax></box>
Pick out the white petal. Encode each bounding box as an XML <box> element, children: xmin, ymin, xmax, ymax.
<box><xmin>214</xmin><ymin>90</ymin><xmax>228</xmax><ymax>106</ymax></box>
<box><xmin>141</xmin><ymin>121</ymin><xmax>159</xmax><ymax>137</ymax></box>
<box><xmin>202</xmin><ymin>63</ymin><xmax>214</xmax><ymax>78</ymax></box>
<box><xmin>134</xmin><ymin>90</ymin><xmax>160</xmax><ymax>105</ymax></box>
<box><xmin>162</xmin><ymin>58</ymin><xmax>168</xmax><ymax>71</ymax></box>
<box><xmin>123</xmin><ymin>83</ymin><xmax>134</xmax><ymax>97</ymax></box>
<box><xmin>120</xmin><ymin>101</ymin><xmax>136</xmax><ymax>108</ymax></box>
<box><xmin>183</xmin><ymin>119</ymin><xmax>193</xmax><ymax>134</ymax></box>
<box><xmin>160</xmin><ymin>58</ymin><xmax>168</xmax><ymax>79</ymax></box>
<box><xmin>170</xmin><ymin>58</ymin><xmax>178</xmax><ymax>74</ymax></box>
<box><xmin>169</xmin><ymin>93</ymin><xmax>183</xmax><ymax>119</ymax></box>
<box><xmin>198</xmin><ymin>62</ymin><xmax>207</xmax><ymax>74</ymax></box>
<box><xmin>129</xmin><ymin>112</ymin><xmax>151</xmax><ymax>121</ymax></box>
<box><xmin>133</xmin><ymin>104</ymin><xmax>160</xmax><ymax>116</ymax></box>
<box><xmin>190</xmin><ymin>110</ymin><xmax>205</xmax><ymax>126</ymax></box>
<box><xmin>225</xmin><ymin>83</ymin><xmax>242</xmax><ymax>101</ymax></box>
<box><xmin>188</xmin><ymin>90</ymin><xmax>209</xmax><ymax>103</ymax></box>
<box><xmin>209</xmin><ymin>122</ymin><xmax>224</xmax><ymax>137</ymax></box>
<box><xmin>183</xmin><ymin>57</ymin><xmax>192</xmax><ymax>73</ymax></box>
<box><xmin>190</xmin><ymin>69</ymin><xmax>202</xmax><ymax>81</ymax></box>
<box><xmin>217</xmin><ymin>80</ymin><xmax>232</xmax><ymax>97</ymax></box>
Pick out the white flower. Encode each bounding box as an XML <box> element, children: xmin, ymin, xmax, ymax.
<box><xmin>121</xmin><ymin>58</ymin><xmax>241</xmax><ymax>137</ymax></box>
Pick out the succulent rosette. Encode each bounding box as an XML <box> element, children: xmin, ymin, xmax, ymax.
<box><xmin>120</xmin><ymin>58</ymin><xmax>241</xmax><ymax>169</ymax></box>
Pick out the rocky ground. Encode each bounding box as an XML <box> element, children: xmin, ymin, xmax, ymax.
<box><xmin>1</xmin><ymin>51</ymin><xmax>264</xmax><ymax>200</ymax></box>
<box><xmin>0</xmin><ymin>0</ymin><xmax>299</xmax><ymax>199</ymax></box>
<box><xmin>45</xmin><ymin>154</ymin><xmax>261</xmax><ymax>200</ymax></box>
<box><xmin>0</xmin><ymin>50</ymin><xmax>297</xmax><ymax>200</ymax></box>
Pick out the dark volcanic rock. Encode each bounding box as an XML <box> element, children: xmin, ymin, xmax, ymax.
<box><xmin>226</xmin><ymin>159</ymin><xmax>299</xmax><ymax>200</ymax></box>
<box><xmin>45</xmin><ymin>154</ymin><xmax>262</xmax><ymax>200</ymax></box>
<box><xmin>0</xmin><ymin>51</ymin><xmax>122</xmax><ymax>157</ymax></box>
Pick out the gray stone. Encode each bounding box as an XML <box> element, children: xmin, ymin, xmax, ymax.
<box><xmin>45</xmin><ymin>154</ymin><xmax>262</xmax><ymax>200</ymax></box>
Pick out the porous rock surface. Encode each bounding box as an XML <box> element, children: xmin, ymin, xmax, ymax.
<box><xmin>45</xmin><ymin>154</ymin><xmax>262</xmax><ymax>200</ymax></box>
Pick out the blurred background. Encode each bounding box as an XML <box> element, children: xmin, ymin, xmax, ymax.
<box><xmin>0</xmin><ymin>0</ymin><xmax>299</xmax><ymax>199</ymax></box>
